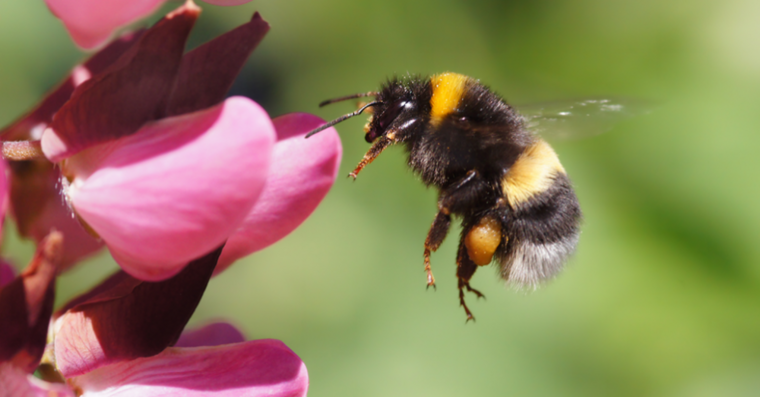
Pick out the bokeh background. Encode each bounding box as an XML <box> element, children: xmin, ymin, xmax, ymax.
<box><xmin>2</xmin><ymin>0</ymin><xmax>760</xmax><ymax>396</ymax></box>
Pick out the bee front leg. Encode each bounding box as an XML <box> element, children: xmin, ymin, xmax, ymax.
<box><xmin>424</xmin><ymin>211</ymin><xmax>451</xmax><ymax>289</ymax></box>
<box><xmin>349</xmin><ymin>133</ymin><xmax>397</xmax><ymax>179</ymax></box>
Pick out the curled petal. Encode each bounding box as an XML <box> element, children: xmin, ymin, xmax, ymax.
<box><xmin>42</xmin><ymin>2</ymin><xmax>200</xmax><ymax>162</ymax></box>
<box><xmin>54</xmin><ymin>247</ymin><xmax>221</xmax><ymax>378</ymax></box>
<box><xmin>64</xmin><ymin>97</ymin><xmax>274</xmax><ymax>280</ymax></box>
<box><xmin>0</xmin><ymin>233</ymin><xmax>62</xmax><ymax>372</ymax></box>
<box><xmin>44</xmin><ymin>0</ymin><xmax>166</xmax><ymax>49</ymax></box>
<box><xmin>175</xmin><ymin>322</ymin><xmax>246</xmax><ymax>348</ymax></box>
<box><xmin>71</xmin><ymin>340</ymin><xmax>308</xmax><ymax>397</ymax></box>
<box><xmin>216</xmin><ymin>113</ymin><xmax>341</xmax><ymax>273</ymax></box>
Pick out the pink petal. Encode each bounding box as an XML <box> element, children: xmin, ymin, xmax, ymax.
<box><xmin>63</xmin><ymin>97</ymin><xmax>274</xmax><ymax>280</ymax></box>
<box><xmin>42</xmin><ymin>2</ymin><xmax>200</xmax><ymax>162</ymax></box>
<box><xmin>0</xmin><ymin>259</ymin><xmax>15</xmax><ymax>288</ymax></box>
<box><xmin>0</xmin><ymin>233</ymin><xmax>61</xmax><ymax>372</ymax></box>
<box><xmin>202</xmin><ymin>0</ymin><xmax>255</xmax><ymax>5</ymax></box>
<box><xmin>216</xmin><ymin>113</ymin><xmax>341</xmax><ymax>273</ymax></box>
<box><xmin>165</xmin><ymin>12</ymin><xmax>269</xmax><ymax>117</ymax></box>
<box><xmin>44</xmin><ymin>0</ymin><xmax>167</xmax><ymax>49</ymax></box>
<box><xmin>71</xmin><ymin>340</ymin><xmax>308</xmax><ymax>397</ymax></box>
<box><xmin>54</xmin><ymin>247</ymin><xmax>221</xmax><ymax>378</ymax></box>
<box><xmin>0</xmin><ymin>362</ymin><xmax>75</xmax><ymax>397</ymax></box>
<box><xmin>175</xmin><ymin>322</ymin><xmax>246</xmax><ymax>348</ymax></box>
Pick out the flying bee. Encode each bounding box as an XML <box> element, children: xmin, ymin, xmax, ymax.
<box><xmin>306</xmin><ymin>72</ymin><xmax>635</xmax><ymax>321</ymax></box>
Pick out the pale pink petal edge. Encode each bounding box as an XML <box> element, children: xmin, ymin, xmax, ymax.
<box><xmin>73</xmin><ymin>340</ymin><xmax>308</xmax><ymax>397</ymax></box>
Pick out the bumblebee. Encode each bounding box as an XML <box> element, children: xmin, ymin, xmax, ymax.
<box><xmin>307</xmin><ymin>73</ymin><xmax>582</xmax><ymax>321</ymax></box>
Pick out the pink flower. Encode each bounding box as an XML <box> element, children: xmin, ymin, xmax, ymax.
<box><xmin>2</xmin><ymin>2</ymin><xmax>336</xmax><ymax>397</ymax></box>
<box><xmin>1</xmin><ymin>3</ymin><xmax>341</xmax><ymax>280</ymax></box>
<box><xmin>45</xmin><ymin>0</ymin><xmax>255</xmax><ymax>49</ymax></box>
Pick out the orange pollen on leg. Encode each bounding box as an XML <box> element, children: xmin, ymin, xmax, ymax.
<box><xmin>465</xmin><ymin>216</ymin><xmax>503</xmax><ymax>266</ymax></box>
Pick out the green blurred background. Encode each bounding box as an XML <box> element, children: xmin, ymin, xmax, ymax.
<box><xmin>2</xmin><ymin>0</ymin><xmax>760</xmax><ymax>395</ymax></box>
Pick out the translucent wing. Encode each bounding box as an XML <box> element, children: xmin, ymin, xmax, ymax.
<box><xmin>515</xmin><ymin>98</ymin><xmax>650</xmax><ymax>141</ymax></box>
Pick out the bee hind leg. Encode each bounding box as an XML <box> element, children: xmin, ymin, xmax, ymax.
<box><xmin>456</xmin><ymin>237</ymin><xmax>485</xmax><ymax>322</ymax></box>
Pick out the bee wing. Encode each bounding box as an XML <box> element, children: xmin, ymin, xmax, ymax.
<box><xmin>516</xmin><ymin>98</ymin><xmax>651</xmax><ymax>141</ymax></box>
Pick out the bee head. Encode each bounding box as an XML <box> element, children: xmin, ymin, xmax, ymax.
<box><xmin>364</xmin><ymin>97</ymin><xmax>416</xmax><ymax>143</ymax></box>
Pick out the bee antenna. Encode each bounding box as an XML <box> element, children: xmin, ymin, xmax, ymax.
<box><xmin>319</xmin><ymin>92</ymin><xmax>379</xmax><ymax>107</ymax></box>
<box><xmin>305</xmin><ymin>101</ymin><xmax>382</xmax><ymax>139</ymax></box>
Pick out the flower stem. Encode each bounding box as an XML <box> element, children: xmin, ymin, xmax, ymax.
<box><xmin>2</xmin><ymin>140</ymin><xmax>45</xmax><ymax>161</ymax></box>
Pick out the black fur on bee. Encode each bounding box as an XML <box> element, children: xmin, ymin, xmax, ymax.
<box><xmin>307</xmin><ymin>73</ymin><xmax>582</xmax><ymax>321</ymax></box>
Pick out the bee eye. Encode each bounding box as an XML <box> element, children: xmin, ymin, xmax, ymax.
<box><xmin>459</xmin><ymin>116</ymin><xmax>468</xmax><ymax>122</ymax></box>
<box><xmin>377</xmin><ymin>99</ymin><xmax>411</xmax><ymax>130</ymax></box>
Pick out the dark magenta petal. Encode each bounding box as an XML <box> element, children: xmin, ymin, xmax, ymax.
<box><xmin>0</xmin><ymin>233</ymin><xmax>62</xmax><ymax>372</ymax></box>
<box><xmin>71</xmin><ymin>340</ymin><xmax>308</xmax><ymax>397</ymax></box>
<box><xmin>8</xmin><ymin>160</ymin><xmax>103</xmax><ymax>272</ymax></box>
<box><xmin>165</xmin><ymin>12</ymin><xmax>269</xmax><ymax>117</ymax></box>
<box><xmin>0</xmin><ymin>260</ymin><xmax>14</xmax><ymax>288</ymax></box>
<box><xmin>0</xmin><ymin>159</ymin><xmax>8</xmax><ymax>242</ymax></box>
<box><xmin>0</xmin><ymin>30</ymin><xmax>143</xmax><ymax>142</ymax></box>
<box><xmin>54</xmin><ymin>246</ymin><xmax>222</xmax><ymax>378</ymax></box>
<box><xmin>42</xmin><ymin>2</ymin><xmax>201</xmax><ymax>162</ymax></box>
<box><xmin>175</xmin><ymin>322</ymin><xmax>246</xmax><ymax>348</ymax></box>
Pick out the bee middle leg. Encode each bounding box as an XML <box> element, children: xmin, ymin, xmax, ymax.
<box><xmin>423</xmin><ymin>211</ymin><xmax>451</xmax><ymax>289</ymax></box>
<box><xmin>423</xmin><ymin>170</ymin><xmax>480</xmax><ymax>289</ymax></box>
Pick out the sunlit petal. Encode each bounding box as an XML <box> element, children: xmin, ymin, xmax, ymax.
<box><xmin>216</xmin><ymin>113</ymin><xmax>341</xmax><ymax>272</ymax></box>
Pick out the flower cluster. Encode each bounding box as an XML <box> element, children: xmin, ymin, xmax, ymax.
<box><xmin>0</xmin><ymin>1</ymin><xmax>341</xmax><ymax>396</ymax></box>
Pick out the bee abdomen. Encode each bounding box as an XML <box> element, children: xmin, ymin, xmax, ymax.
<box><xmin>498</xmin><ymin>169</ymin><xmax>582</xmax><ymax>288</ymax></box>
